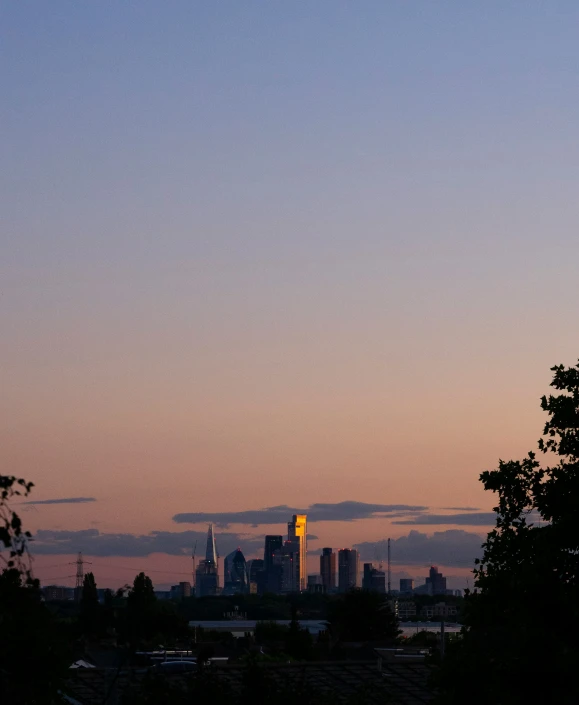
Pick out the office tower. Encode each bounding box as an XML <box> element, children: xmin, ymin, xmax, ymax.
<box><xmin>425</xmin><ymin>566</ymin><xmax>447</xmax><ymax>595</ymax></box>
<box><xmin>287</xmin><ymin>514</ymin><xmax>307</xmax><ymax>591</ymax></box>
<box><xmin>264</xmin><ymin>535</ymin><xmax>283</xmax><ymax>593</ymax></box>
<box><xmin>307</xmin><ymin>574</ymin><xmax>324</xmax><ymax>593</ymax></box>
<box><xmin>264</xmin><ymin>535</ymin><xmax>283</xmax><ymax>571</ymax></box>
<box><xmin>400</xmin><ymin>578</ymin><xmax>414</xmax><ymax>594</ymax></box>
<box><xmin>195</xmin><ymin>524</ymin><xmax>219</xmax><ymax>597</ymax></box>
<box><xmin>246</xmin><ymin>559</ymin><xmax>264</xmax><ymax>594</ymax></box>
<box><xmin>223</xmin><ymin>548</ymin><xmax>247</xmax><ymax>595</ymax></box>
<box><xmin>338</xmin><ymin>548</ymin><xmax>359</xmax><ymax>592</ymax></box>
<box><xmin>280</xmin><ymin>538</ymin><xmax>301</xmax><ymax>593</ymax></box>
<box><xmin>320</xmin><ymin>547</ymin><xmax>336</xmax><ymax>593</ymax></box>
<box><xmin>170</xmin><ymin>581</ymin><xmax>191</xmax><ymax>600</ymax></box>
<box><xmin>247</xmin><ymin>558</ymin><xmax>264</xmax><ymax>583</ymax></box>
<box><xmin>362</xmin><ymin>563</ymin><xmax>386</xmax><ymax>593</ymax></box>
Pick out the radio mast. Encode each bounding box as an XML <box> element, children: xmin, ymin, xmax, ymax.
<box><xmin>387</xmin><ymin>538</ymin><xmax>391</xmax><ymax>595</ymax></box>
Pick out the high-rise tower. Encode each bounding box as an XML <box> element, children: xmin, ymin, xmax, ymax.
<box><xmin>196</xmin><ymin>524</ymin><xmax>220</xmax><ymax>597</ymax></box>
<box><xmin>338</xmin><ymin>548</ymin><xmax>359</xmax><ymax>592</ymax></box>
<box><xmin>223</xmin><ymin>548</ymin><xmax>247</xmax><ymax>595</ymax></box>
<box><xmin>287</xmin><ymin>514</ymin><xmax>307</xmax><ymax>591</ymax></box>
<box><xmin>206</xmin><ymin>523</ymin><xmax>218</xmax><ymax>565</ymax></box>
<box><xmin>264</xmin><ymin>535</ymin><xmax>283</xmax><ymax>593</ymax></box>
<box><xmin>320</xmin><ymin>547</ymin><xmax>336</xmax><ymax>593</ymax></box>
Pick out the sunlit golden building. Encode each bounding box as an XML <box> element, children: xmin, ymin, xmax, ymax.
<box><xmin>287</xmin><ymin>514</ymin><xmax>307</xmax><ymax>591</ymax></box>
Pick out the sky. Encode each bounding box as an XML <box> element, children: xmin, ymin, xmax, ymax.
<box><xmin>2</xmin><ymin>1</ymin><xmax>579</xmax><ymax>589</ymax></box>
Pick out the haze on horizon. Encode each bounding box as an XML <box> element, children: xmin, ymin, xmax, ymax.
<box><xmin>2</xmin><ymin>1</ymin><xmax>579</xmax><ymax>589</ymax></box>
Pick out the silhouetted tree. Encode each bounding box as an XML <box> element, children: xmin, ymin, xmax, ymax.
<box><xmin>0</xmin><ymin>474</ymin><xmax>34</xmax><ymax>576</ymax></box>
<box><xmin>326</xmin><ymin>589</ymin><xmax>400</xmax><ymax>642</ymax></box>
<box><xmin>125</xmin><ymin>572</ymin><xmax>157</xmax><ymax>647</ymax></box>
<box><xmin>0</xmin><ymin>475</ymin><xmax>70</xmax><ymax>703</ymax></box>
<box><xmin>436</xmin><ymin>361</ymin><xmax>579</xmax><ymax>704</ymax></box>
<box><xmin>79</xmin><ymin>571</ymin><xmax>101</xmax><ymax>638</ymax></box>
<box><xmin>284</xmin><ymin>605</ymin><xmax>313</xmax><ymax>659</ymax></box>
<box><xmin>0</xmin><ymin>568</ymin><xmax>71</xmax><ymax>703</ymax></box>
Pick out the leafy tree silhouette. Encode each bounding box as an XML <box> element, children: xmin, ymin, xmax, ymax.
<box><xmin>79</xmin><ymin>571</ymin><xmax>101</xmax><ymax>638</ymax></box>
<box><xmin>0</xmin><ymin>475</ymin><xmax>71</xmax><ymax>703</ymax></box>
<box><xmin>436</xmin><ymin>360</ymin><xmax>579</xmax><ymax>705</ymax></box>
<box><xmin>326</xmin><ymin>589</ymin><xmax>400</xmax><ymax>643</ymax></box>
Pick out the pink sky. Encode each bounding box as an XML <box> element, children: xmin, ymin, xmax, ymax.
<box><xmin>4</xmin><ymin>3</ymin><xmax>579</xmax><ymax>590</ymax></box>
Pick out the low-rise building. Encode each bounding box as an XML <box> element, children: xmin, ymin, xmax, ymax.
<box><xmin>43</xmin><ymin>585</ymin><xmax>74</xmax><ymax>601</ymax></box>
<box><xmin>420</xmin><ymin>602</ymin><xmax>458</xmax><ymax>619</ymax></box>
<box><xmin>433</xmin><ymin>602</ymin><xmax>458</xmax><ymax>618</ymax></box>
<box><xmin>397</xmin><ymin>601</ymin><xmax>417</xmax><ymax>619</ymax></box>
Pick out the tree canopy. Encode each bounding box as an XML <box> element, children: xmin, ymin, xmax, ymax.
<box><xmin>437</xmin><ymin>361</ymin><xmax>579</xmax><ymax>705</ymax></box>
<box><xmin>326</xmin><ymin>589</ymin><xmax>400</xmax><ymax>643</ymax></box>
<box><xmin>0</xmin><ymin>474</ymin><xmax>33</xmax><ymax>576</ymax></box>
<box><xmin>0</xmin><ymin>477</ymin><xmax>71</xmax><ymax>704</ymax></box>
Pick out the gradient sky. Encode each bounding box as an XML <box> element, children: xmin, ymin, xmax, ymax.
<box><xmin>2</xmin><ymin>2</ymin><xmax>579</xmax><ymax>589</ymax></box>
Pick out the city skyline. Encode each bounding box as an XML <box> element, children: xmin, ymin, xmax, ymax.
<box><xmin>4</xmin><ymin>3</ymin><xmax>579</xmax><ymax>591</ymax></box>
<box><xmin>40</xmin><ymin>516</ymin><xmax>458</xmax><ymax>596</ymax></box>
<box><xmin>33</xmin><ymin>514</ymin><xmax>473</xmax><ymax>592</ymax></box>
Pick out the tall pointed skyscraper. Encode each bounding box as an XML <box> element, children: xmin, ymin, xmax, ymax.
<box><xmin>195</xmin><ymin>523</ymin><xmax>220</xmax><ymax>596</ymax></box>
<box><xmin>206</xmin><ymin>523</ymin><xmax>217</xmax><ymax>565</ymax></box>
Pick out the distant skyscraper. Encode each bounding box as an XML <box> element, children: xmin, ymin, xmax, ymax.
<box><xmin>246</xmin><ymin>559</ymin><xmax>264</xmax><ymax>594</ymax></box>
<box><xmin>223</xmin><ymin>548</ymin><xmax>247</xmax><ymax>595</ymax></box>
<box><xmin>400</xmin><ymin>578</ymin><xmax>414</xmax><ymax>594</ymax></box>
<box><xmin>280</xmin><ymin>539</ymin><xmax>301</xmax><ymax>593</ymax></box>
<box><xmin>425</xmin><ymin>566</ymin><xmax>447</xmax><ymax>595</ymax></box>
<box><xmin>338</xmin><ymin>549</ymin><xmax>359</xmax><ymax>592</ymax></box>
<box><xmin>287</xmin><ymin>514</ymin><xmax>307</xmax><ymax>591</ymax></box>
<box><xmin>195</xmin><ymin>523</ymin><xmax>219</xmax><ymax>597</ymax></box>
<box><xmin>362</xmin><ymin>563</ymin><xmax>386</xmax><ymax>593</ymax></box>
<box><xmin>206</xmin><ymin>523</ymin><xmax>218</xmax><ymax>564</ymax></box>
<box><xmin>264</xmin><ymin>535</ymin><xmax>283</xmax><ymax>571</ymax></box>
<box><xmin>264</xmin><ymin>535</ymin><xmax>283</xmax><ymax>593</ymax></box>
<box><xmin>320</xmin><ymin>548</ymin><xmax>336</xmax><ymax>593</ymax></box>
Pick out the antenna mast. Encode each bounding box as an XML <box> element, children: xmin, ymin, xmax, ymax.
<box><xmin>387</xmin><ymin>538</ymin><xmax>391</xmax><ymax>595</ymax></box>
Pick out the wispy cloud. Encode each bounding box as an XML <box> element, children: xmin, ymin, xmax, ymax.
<box><xmin>23</xmin><ymin>497</ymin><xmax>97</xmax><ymax>505</ymax></box>
<box><xmin>393</xmin><ymin>512</ymin><xmax>496</xmax><ymax>526</ymax></box>
<box><xmin>173</xmin><ymin>501</ymin><xmax>428</xmax><ymax>527</ymax></box>
<box><xmin>442</xmin><ymin>507</ymin><xmax>480</xmax><ymax>512</ymax></box>
<box><xmin>31</xmin><ymin>529</ymin><xmax>264</xmax><ymax>557</ymax></box>
<box><xmin>355</xmin><ymin>529</ymin><xmax>484</xmax><ymax>567</ymax></box>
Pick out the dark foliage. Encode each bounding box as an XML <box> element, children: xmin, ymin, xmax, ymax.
<box><xmin>326</xmin><ymin>589</ymin><xmax>401</xmax><ymax>642</ymax></box>
<box><xmin>436</xmin><ymin>361</ymin><xmax>579</xmax><ymax>704</ymax></box>
<box><xmin>79</xmin><ymin>571</ymin><xmax>101</xmax><ymax>637</ymax></box>
<box><xmin>0</xmin><ymin>474</ymin><xmax>34</xmax><ymax>575</ymax></box>
<box><xmin>0</xmin><ymin>568</ymin><xmax>71</xmax><ymax>704</ymax></box>
<box><xmin>0</xmin><ymin>476</ymin><xmax>71</xmax><ymax>703</ymax></box>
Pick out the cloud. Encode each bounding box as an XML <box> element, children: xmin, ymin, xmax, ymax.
<box><xmin>173</xmin><ymin>501</ymin><xmax>428</xmax><ymax>527</ymax></box>
<box><xmin>393</xmin><ymin>512</ymin><xmax>497</xmax><ymax>526</ymax></box>
<box><xmin>355</xmin><ymin>530</ymin><xmax>484</xmax><ymax>567</ymax></box>
<box><xmin>306</xmin><ymin>534</ymin><xmax>319</xmax><ymax>541</ymax></box>
<box><xmin>23</xmin><ymin>497</ymin><xmax>96</xmax><ymax>505</ymax></box>
<box><xmin>30</xmin><ymin>526</ymin><xmax>484</xmax><ymax>569</ymax></box>
<box><xmin>31</xmin><ymin>529</ymin><xmax>264</xmax><ymax>558</ymax></box>
<box><xmin>442</xmin><ymin>507</ymin><xmax>480</xmax><ymax>512</ymax></box>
